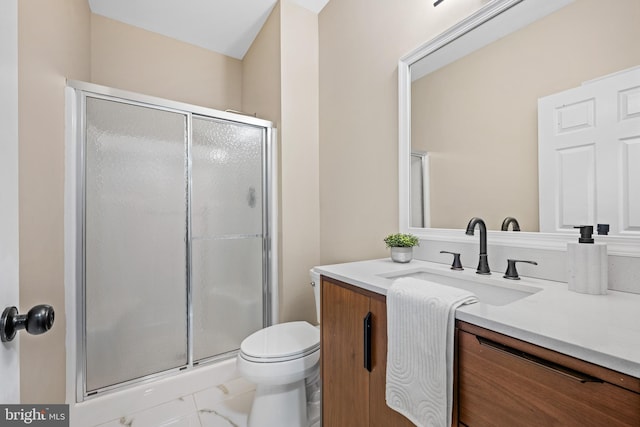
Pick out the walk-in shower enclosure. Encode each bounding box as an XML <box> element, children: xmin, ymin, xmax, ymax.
<box><xmin>65</xmin><ymin>81</ymin><xmax>277</xmax><ymax>401</ymax></box>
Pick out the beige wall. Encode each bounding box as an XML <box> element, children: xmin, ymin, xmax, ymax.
<box><xmin>318</xmin><ymin>0</ymin><xmax>488</xmax><ymax>264</ymax></box>
<box><xmin>91</xmin><ymin>14</ymin><xmax>242</xmax><ymax>110</ymax></box>
<box><xmin>242</xmin><ymin>3</ymin><xmax>281</xmax><ymax>123</ymax></box>
<box><xmin>18</xmin><ymin>0</ymin><xmax>91</xmax><ymax>403</ymax></box>
<box><xmin>412</xmin><ymin>0</ymin><xmax>640</xmax><ymax>231</ymax></box>
<box><xmin>279</xmin><ymin>1</ymin><xmax>320</xmax><ymax>323</ymax></box>
<box><xmin>243</xmin><ymin>1</ymin><xmax>320</xmax><ymax>324</ymax></box>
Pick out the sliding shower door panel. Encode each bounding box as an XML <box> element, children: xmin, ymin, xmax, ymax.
<box><xmin>191</xmin><ymin>238</ymin><xmax>263</xmax><ymax>360</ymax></box>
<box><xmin>84</xmin><ymin>97</ymin><xmax>189</xmax><ymax>392</ymax></box>
<box><xmin>191</xmin><ymin>116</ymin><xmax>265</xmax><ymax>362</ymax></box>
<box><xmin>191</xmin><ymin>117</ymin><xmax>264</xmax><ymax>236</ymax></box>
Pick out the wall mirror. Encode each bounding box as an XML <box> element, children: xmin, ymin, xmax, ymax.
<box><xmin>398</xmin><ymin>0</ymin><xmax>640</xmax><ymax>255</ymax></box>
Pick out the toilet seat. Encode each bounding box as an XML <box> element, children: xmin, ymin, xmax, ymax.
<box><xmin>240</xmin><ymin>321</ymin><xmax>320</xmax><ymax>363</ymax></box>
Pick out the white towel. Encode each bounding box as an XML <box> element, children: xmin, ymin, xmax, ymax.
<box><xmin>385</xmin><ymin>277</ymin><xmax>478</xmax><ymax>427</ymax></box>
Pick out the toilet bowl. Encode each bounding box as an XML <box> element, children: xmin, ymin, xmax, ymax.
<box><xmin>237</xmin><ymin>270</ymin><xmax>322</xmax><ymax>427</ymax></box>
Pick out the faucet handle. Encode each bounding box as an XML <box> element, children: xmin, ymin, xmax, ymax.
<box><xmin>440</xmin><ymin>251</ymin><xmax>463</xmax><ymax>270</ymax></box>
<box><xmin>503</xmin><ymin>259</ymin><xmax>538</xmax><ymax>280</ymax></box>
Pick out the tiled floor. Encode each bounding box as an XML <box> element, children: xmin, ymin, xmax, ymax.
<box><xmin>95</xmin><ymin>377</ymin><xmax>254</xmax><ymax>427</ymax></box>
<box><xmin>195</xmin><ymin>381</ymin><xmax>255</xmax><ymax>427</ymax></box>
<box><xmin>94</xmin><ymin>377</ymin><xmax>320</xmax><ymax>427</ymax></box>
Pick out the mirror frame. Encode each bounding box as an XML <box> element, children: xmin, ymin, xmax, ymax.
<box><xmin>398</xmin><ymin>0</ymin><xmax>640</xmax><ymax>257</ymax></box>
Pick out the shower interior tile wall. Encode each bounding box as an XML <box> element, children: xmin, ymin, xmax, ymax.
<box><xmin>95</xmin><ymin>377</ymin><xmax>255</xmax><ymax>427</ymax></box>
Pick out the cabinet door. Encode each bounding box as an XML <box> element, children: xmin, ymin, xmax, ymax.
<box><xmin>369</xmin><ymin>296</ymin><xmax>416</xmax><ymax>427</ymax></box>
<box><xmin>321</xmin><ymin>278</ymin><xmax>371</xmax><ymax>427</ymax></box>
<box><xmin>458</xmin><ymin>329</ymin><xmax>640</xmax><ymax>426</ymax></box>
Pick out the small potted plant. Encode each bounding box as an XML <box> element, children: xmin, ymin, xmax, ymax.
<box><xmin>384</xmin><ymin>233</ymin><xmax>419</xmax><ymax>263</ymax></box>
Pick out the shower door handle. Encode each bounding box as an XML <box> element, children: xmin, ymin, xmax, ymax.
<box><xmin>1</xmin><ymin>304</ymin><xmax>55</xmax><ymax>342</ymax></box>
<box><xmin>247</xmin><ymin>187</ymin><xmax>257</xmax><ymax>208</ymax></box>
<box><xmin>363</xmin><ymin>312</ymin><xmax>372</xmax><ymax>372</ymax></box>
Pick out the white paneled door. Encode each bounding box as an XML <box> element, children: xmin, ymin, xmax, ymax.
<box><xmin>538</xmin><ymin>66</ymin><xmax>640</xmax><ymax>235</ymax></box>
<box><xmin>0</xmin><ymin>0</ymin><xmax>20</xmax><ymax>403</ymax></box>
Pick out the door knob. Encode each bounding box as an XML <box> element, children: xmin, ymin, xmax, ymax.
<box><xmin>1</xmin><ymin>304</ymin><xmax>55</xmax><ymax>342</ymax></box>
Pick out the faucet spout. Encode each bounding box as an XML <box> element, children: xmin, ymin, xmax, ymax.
<box><xmin>501</xmin><ymin>216</ymin><xmax>521</xmax><ymax>231</ymax></box>
<box><xmin>465</xmin><ymin>217</ymin><xmax>490</xmax><ymax>275</ymax></box>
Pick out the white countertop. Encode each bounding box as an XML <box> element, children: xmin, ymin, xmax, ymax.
<box><xmin>314</xmin><ymin>258</ymin><xmax>640</xmax><ymax>378</ymax></box>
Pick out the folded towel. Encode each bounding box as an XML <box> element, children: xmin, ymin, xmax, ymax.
<box><xmin>385</xmin><ymin>277</ymin><xmax>477</xmax><ymax>427</ymax></box>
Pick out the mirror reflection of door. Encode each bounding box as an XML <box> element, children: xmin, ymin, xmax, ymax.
<box><xmin>538</xmin><ymin>66</ymin><xmax>640</xmax><ymax>235</ymax></box>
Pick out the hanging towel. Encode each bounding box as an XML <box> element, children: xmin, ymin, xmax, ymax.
<box><xmin>385</xmin><ymin>277</ymin><xmax>477</xmax><ymax>427</ymax></box>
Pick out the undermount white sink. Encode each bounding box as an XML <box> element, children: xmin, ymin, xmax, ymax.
<box><xmin>379</xmin><ymin>268</ymin><xmax>542</xmax><ymax>306</ymax></box>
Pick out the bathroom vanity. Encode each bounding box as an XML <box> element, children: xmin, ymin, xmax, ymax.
<box><xmin>365</xmin><ymin>0</ymin><xmax>640</xmax><ymax>422</ymax></box>
<box><xmin>316</xmin><ymin>259</ymin><xmax>640</xmax><ymax>427</ymax></box>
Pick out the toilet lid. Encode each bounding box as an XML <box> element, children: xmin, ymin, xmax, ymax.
<box><xmin>240</xmin><ymin>321</ymin><xmax>320</xmax><ymax>361</ymax></box>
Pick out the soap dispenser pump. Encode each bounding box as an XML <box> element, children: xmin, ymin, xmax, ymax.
<box><xmin>575</xmin><ymin>225</ymin><xmax>594</xmax><ymax>243</ymax></box>
<box><xmin>567</xmin><ymin>225</ymin><xmax>608</xmax><ymax>294</ymax></box>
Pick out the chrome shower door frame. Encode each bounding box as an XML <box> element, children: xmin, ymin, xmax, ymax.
<box><xmin>65</xmin><ymin>80</ymin><xmax>278</xmax><ymax>402</ymax></box>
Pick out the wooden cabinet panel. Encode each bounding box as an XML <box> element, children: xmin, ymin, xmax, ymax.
<box><xmin>321</xmin><ymin>277</ymin><xmax>370</xmax><ymax>427</ymax></box>
<box><xmin>457</xmin><ymin>325</ymin><xmax>640</xmax><ymax>427</ymax></box>
<box><xmin>321</xmin><ymin>277</ymin><xmax>413</xmax><ymax>427</ymax></box>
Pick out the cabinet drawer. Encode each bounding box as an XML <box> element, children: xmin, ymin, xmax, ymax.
<box><xmin>458</xmin><ymin>329</ymin><xmax>640</xmax><ymax>426</ymax></box>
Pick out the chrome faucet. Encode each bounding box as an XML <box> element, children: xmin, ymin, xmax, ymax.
<box><xmin>501</xmin><ymin>216</ymin><xmax>520</xmax><ymax>231</ymax></box>
<box><xmin>465</xmin><ymin>217</ymin><xmax>490</xmax><ymax>275</ymax></box>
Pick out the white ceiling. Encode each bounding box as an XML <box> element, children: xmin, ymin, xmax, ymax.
<box><xmin>88</xmin><ymin>0</ymin><xmax>330</xmax><ymax>60</ymax></box>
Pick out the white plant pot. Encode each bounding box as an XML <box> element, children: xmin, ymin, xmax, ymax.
<box><xmin>390</xmin><ymin>247</ymin><xmax>413</xmax><ymax>263</ymax></box>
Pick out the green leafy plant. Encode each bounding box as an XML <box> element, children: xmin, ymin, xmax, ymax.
<box><xmin>383</xmin><ymin>233</ymin><xmax>419</xmax><ymax>248</ymax></box>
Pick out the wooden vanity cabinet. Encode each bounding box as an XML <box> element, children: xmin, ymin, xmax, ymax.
<box><xmin>320</xmin><ymin>276</ymin><xmax>414</xmax><ymax>427</ymax></box>
<box><xmin>456</xmin><ymin>321</ymin><xmax>640</xmax><ymax>427</ymax></box>
<box><xmin>320</xmin><ymin>275</ymin><xmax>640</xmax><ymax>427</ymax></box>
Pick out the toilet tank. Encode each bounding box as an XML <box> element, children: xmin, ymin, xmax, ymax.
<box><xmin>310</xmin><ymin>269</ymin><xmax>321</xmax><ymax>324</ymax></box>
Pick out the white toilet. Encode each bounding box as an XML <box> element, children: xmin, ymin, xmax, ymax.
<box><xmin>237</xmin><ymin>269</ymin><xmax>322</xmax><ymax>427</ymax></box>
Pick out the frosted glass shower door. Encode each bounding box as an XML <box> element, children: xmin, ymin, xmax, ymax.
<box><xmin>191</xmin><ymin>116</ymin><xmax>265</xmax><ymax>361</ymax></box>
<box><xmin>84</xmin><ymin>97</ymin><xmax>188</xmax><ymax>392</ymax></box>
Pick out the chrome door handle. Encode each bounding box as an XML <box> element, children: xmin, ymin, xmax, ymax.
<box><xmin>1</xmin><ymin>304</ymin><xmax>55</xmax><ymax>342</ymax></box>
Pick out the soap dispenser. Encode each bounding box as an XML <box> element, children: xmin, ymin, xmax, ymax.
<box><xmin>567</xmin><ymin>225</ymin><xmax>608</xmax><ymax>294</ymax></box>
